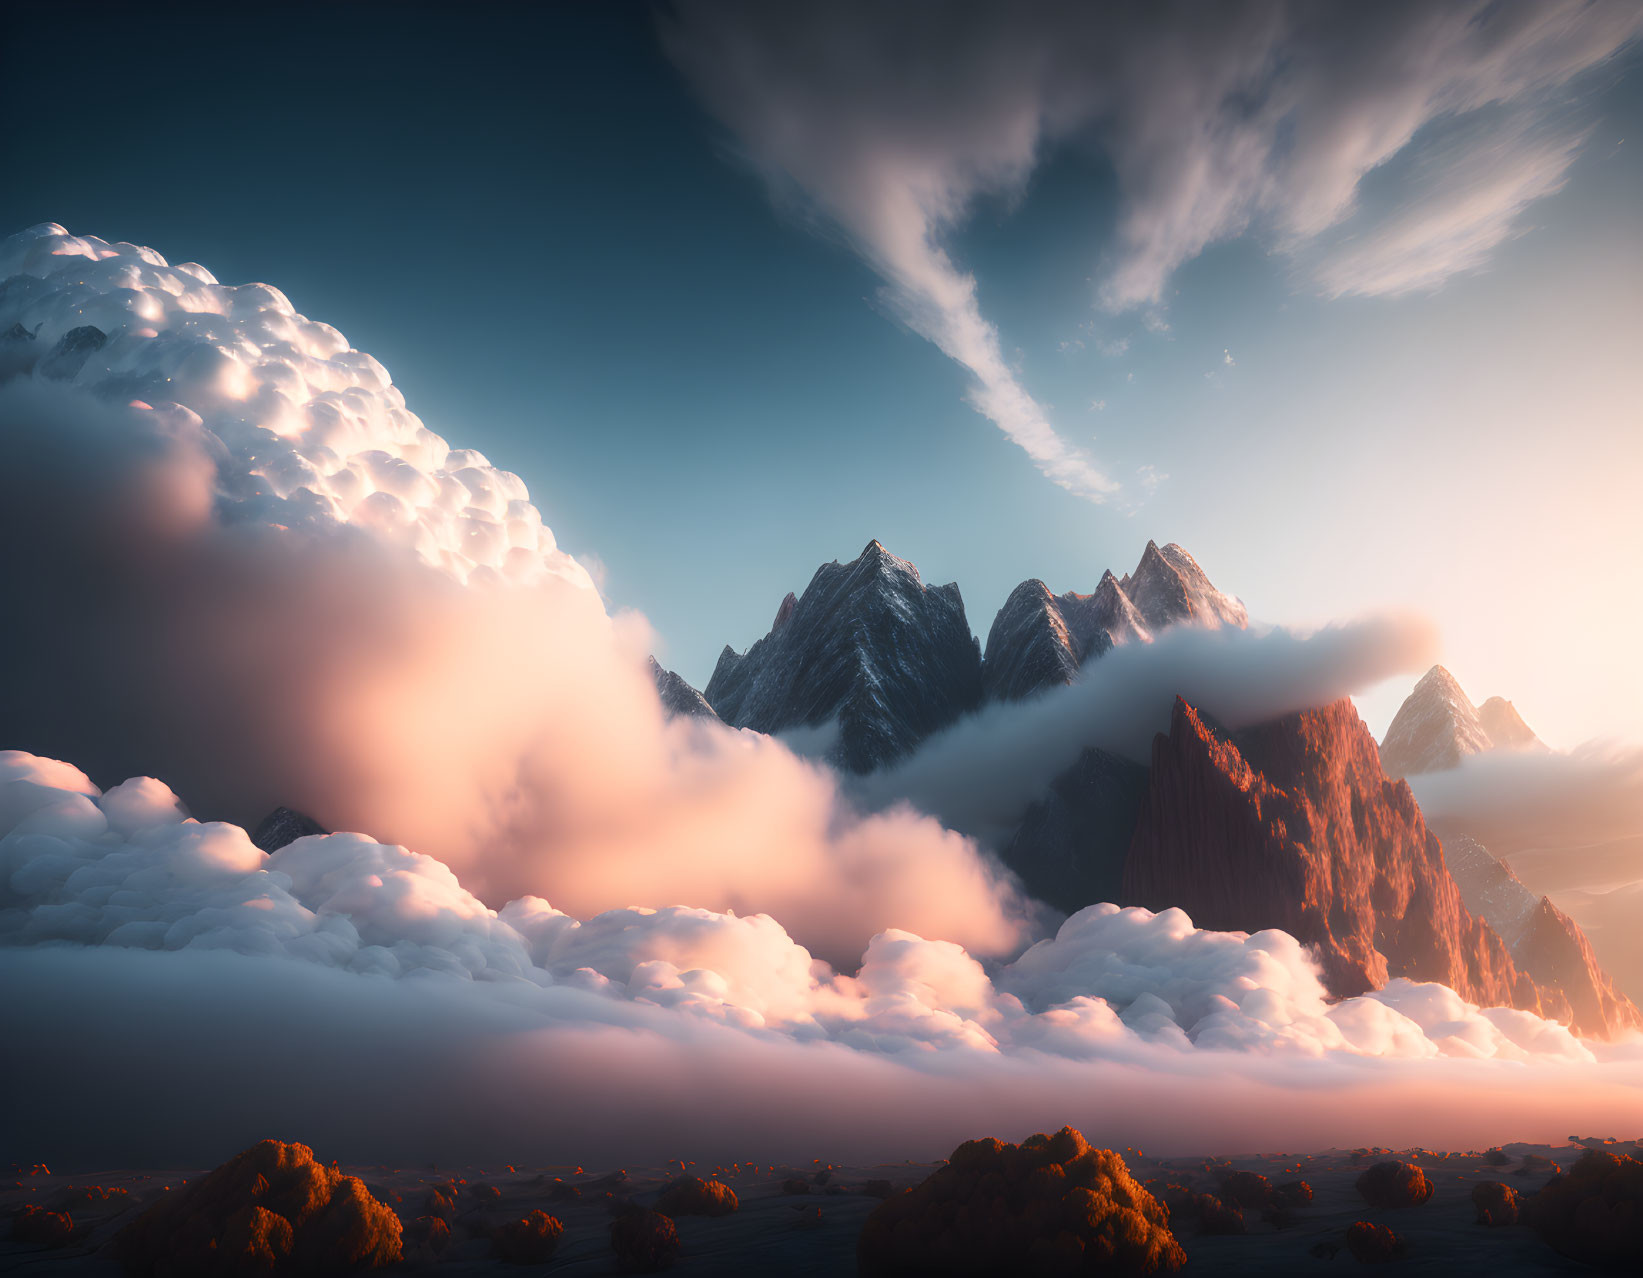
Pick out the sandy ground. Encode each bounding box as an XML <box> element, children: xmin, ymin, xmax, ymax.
<box><xmin>3</xmin><ymin>1138</ymin><xmax>1632</xmax><ymax>1274</ymax></box>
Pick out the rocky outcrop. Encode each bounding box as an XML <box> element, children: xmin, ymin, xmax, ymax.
<box><xmin>1061</xmin><ymin>569</ymin><xmax>1153</xmax><ymax>650</ymax></box>
<box><xmin>1445</xmin><ymin>834</ymin><xmax>1542</xmax><ymax>947</ymax></box>
<box><xmin>1118</xmin><ymin>541</ymin><xmax>1248</xmax><ymax>634</ymax></box>
<box><xmin>647</xmin><ymin>657</ymin><xmax>719</xmax><ymax>721</ymax></box>
<box><xmin>1383</xmin><ymin>677</ymin><xmax>1634</xmax><ymax>1031</ymax></box>
<box><xmin>981</xmin><ymin>542</ymin><xmax>1244</xmax><ymax>704</ymax></box>
<box><xmin>1120</xmin><ymin>697</ymin><xmax>1630</xmax><ymax>1032</ymax></box>
<box><xmin>1001</xmin><ymin>747</ymin><xmax>1149</xmax><ymax>915</ymax></box>
<box><xmin>38</xmin><ymin>323</ymin><xmax>106</xmax><ymax>381</ymax></box>
<box><xmin>980</xmin><ymin>579</ymin><xmax>1091</xmax><ymax>704</ymax></box>
<box><xmin>1380</xmin><ymin>665</ymin><xmax>1543</xmax><ymax>777</ymax></box>
<box><xmin>705</xmin><ymin>540</ymin><xmax>982</xmax><ymax>773</ymax></box>
<box><xmin>252</xmin><ymin>806</ymin><xmax>328</xmax><ymax>852</ymax></box>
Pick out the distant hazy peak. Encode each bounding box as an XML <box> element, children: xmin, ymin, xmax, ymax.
<box><xmin>1478</xmin><ymin>695</ymin><xmax>1540</xmax><ymax>751</ymax></box>
<box><xmin>1380</xmin><ymin>664</ymin><xmax>1543</xmax><ymax>778</ymax></box>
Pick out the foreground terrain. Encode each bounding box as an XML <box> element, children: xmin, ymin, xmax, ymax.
<box><xmin>5</xmin><ymin>1136</ymin><xmax>1633</xmax><ymax>1275</ymax></box>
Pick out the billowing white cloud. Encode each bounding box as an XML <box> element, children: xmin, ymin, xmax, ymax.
<box><xmin>0</xmin><ymin>224</ymin><xmax>587</xmax><ymax>589</ymax></box>
<box><xmin>0</xmin><ymin>225</ymin><xmax>1027</xmax><ymax>966</ymax></box>
<box><xmin>9</xmin><ymin>745</ymin><xmax>1638</xmax><ymax>1168</ymax></box>
<box><xmin>662</xmin><ymin>1</ymin><xmax>1641</xmax><ymax>495</ymax></box>
<box><xmin>0</xmin><ymin>747</ymin><xmax>1600</xmax><ymax>1065</ymax></box>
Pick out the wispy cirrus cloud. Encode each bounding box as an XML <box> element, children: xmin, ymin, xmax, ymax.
<box><xmin>1310</xmin><ymin>115</ymin><xmax>1589</xmax><ymax>299</ymax></box>
<box><xmin>662</xmin><ymin>1</ymin><xmax>1641</xmax><ymax>499</ymax></box>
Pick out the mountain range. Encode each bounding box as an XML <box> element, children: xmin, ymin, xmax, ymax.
<box><xmin>264</xmin><ymin>537</ymin><xmax>1637</xmax><ymax>1039</ymax></box>
<box><xmin>660</xmin><ymin>539</ymin><xmax>1637</xmax><ymax>1039</ymax></box>
<box><xmin>679</xmin><ymin>538</ymin><xmax>1245</xmax><ymax>771</ymax></box>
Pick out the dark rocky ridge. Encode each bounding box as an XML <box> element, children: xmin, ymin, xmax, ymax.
<box><xmin>1000</xmin><ymin>747</ymin><xmax>1148</xmax><ymax>915</ymax></box>
<box><xmin>980</xmin><ymin>579</ymin><xmax>1094</xmax><ymax>703</ymax></box>
<box><xmin>1120</xmin><ymin>697</ymin><xmax>1638</xmax><ymax>1038</ymax></box>
<box><xmin>38</xmin><ymin>323</ymin><xmax>107</xmax><ymax>381</ymax></box>
<box><xmin>702</xmin><ymin>538</ymin><xmax>1246</xmax><ymax>768</ymax></box>
<box><xmin>252</xmin><ymin>806</ymin><xmax>328</xmax><ymax>853</ymax></box>
<box><xmin>648</xmin><ymin>657</ymin><xmax>720</xmax><ymax>721</ymax></box>
<box><xmin>705</xmin><ymin>540</ymin><xmax>982</xmax><ymax>773</ymax></box>
<box><xmin>981</xmin><ymin>542</ymin><xmax>1245</xmax><ymax>705</ymax></box>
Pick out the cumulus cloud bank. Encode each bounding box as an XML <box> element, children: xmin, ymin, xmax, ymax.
<box><xmin>7</xmin><ymin>748</ymin><xmax>1638</xmax><ymax>1167</ymax></box>
<box><xmin>12</xmin><ymin>748</ymin><xmax>1573</xmax><ymax>1063</ymax></box>
<box><xmin>0</xmin><ymin>224</ymin><xmax>1024</xmax><ymax>965</ymax></box>
<box><xmin>662</xmin><ymin>0</ymin><xmax>1641</xmax><ymax>497</ymax></box>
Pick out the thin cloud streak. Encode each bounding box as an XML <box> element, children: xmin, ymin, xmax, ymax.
<box><xmin>662</xmin><ymin>0</ymin><xmax>1641</xmax><ymax>498</ymax></box>
<box><xmin>1312</xmin><ymin>117</ymin><xmax>1589</xmax><ymax>299</ymax></box>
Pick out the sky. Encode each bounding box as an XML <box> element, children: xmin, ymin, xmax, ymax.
<box><xmin>4</xmin><ymin>1</ymin><xmax>1641</xmax><ymax>747</ymax></box>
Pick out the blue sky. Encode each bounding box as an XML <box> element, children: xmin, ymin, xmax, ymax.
<box><xmin>6</xmin><ymin>1</ymin><xmax>1640</xmax><ymax>745</ymax></box>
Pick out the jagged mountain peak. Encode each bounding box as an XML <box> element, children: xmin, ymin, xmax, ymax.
<box><xmin>1412</xmin><ymin>663</ymin><xmax>1468</xmax><ymax>697</ymax></box>
<box><xmin>982</xmin><ymin>579</ymin><xmax>1081</xmax><ymax>704</ymax></box>
<box><xmin>704</xmin><ymin>539</ymin><xmax>981</xmax><ymax>773</ymax></box>
<box><xmin>1478</xmin><ymin>695</ymin><xmax>1541</xmax><ymax>751</ymax></box>
<box><xmin>251</xmin><ymin>806</ymin><xmax>328</xmax><ymax>853</ymax></box>
<box><xmin>648</xmin><ymin>656</ymin><xmax>720</xmax><ymax>722</ymax></box>
<box><xmin>1381</xmin><ymin>664</ymin><xmax>1541</xmax><ymax>777</ymax></box>
<box><xmin>1443</xmin><ymin>831</ymin><xmax>1636</xmax><ymax>1036</ymax></box>
<box><xmin>853</xmin><ymin>537</ymin><xmax>918</xmax><ymax>578</ymax></box>
<box><xmin>1120</xmin><ymin>539</ymin><xmax>1248</xmax><ymax>632</ymax></box>
<box><xmin>982</xmin><ymin>541</ymin><xmax>1241</xmax><ymax>704</ymax></box>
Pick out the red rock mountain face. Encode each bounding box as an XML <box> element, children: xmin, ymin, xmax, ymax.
<box><xmin>1123</xmin><ymin>698</ymin><xmax>1638</xmax><ymax>1039</ymax></box>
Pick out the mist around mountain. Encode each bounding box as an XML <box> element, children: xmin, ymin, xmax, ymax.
<box><xmin>695</xmin><ymin>537</ymin><xmax>1247</xmax><ymax>772</ymax></box>
<box><xmin>670</xmin><ymin>537</ymin><xmax>1637</xmax><ymax>1039</ymax></box>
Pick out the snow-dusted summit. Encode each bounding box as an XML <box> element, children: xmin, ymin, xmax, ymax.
<box><xmin>982</xmin><ymin>540</ymin><xmax>1247</xmax><ymax>703</ymax></box>
<box><xmin>703</xmin><ymin>537</ymin><xmax>1246</xmax><ymax>770</ymax></box>
<box><xmin>705</xmin><ymin>540</ymin><xmax>982</xmax><ymax>773</ymax></box>
<box><xmin>1379</xmin><ymin>665</ymin><xmax>1544</xmax><ymax>778</ymax></box>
